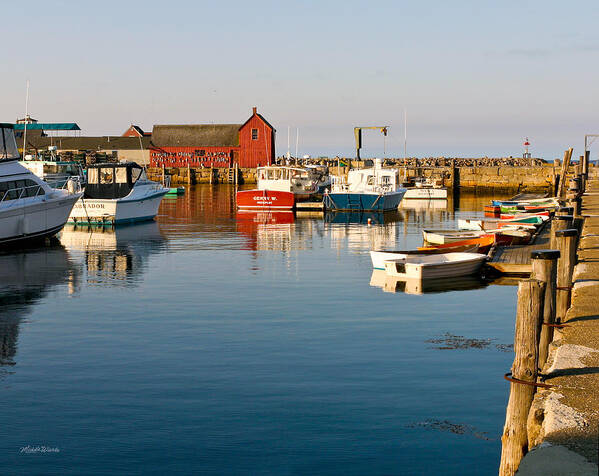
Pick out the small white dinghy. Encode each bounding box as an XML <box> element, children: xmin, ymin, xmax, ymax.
<box><xmin>383</xmin><ymin>252</ymin><xmax>487</xmax><ymax>280</ymax></box>
<box><xmin>422</xmin><ymin>229</ymin><xmax>485</xmax><ymax>244</ymax></box>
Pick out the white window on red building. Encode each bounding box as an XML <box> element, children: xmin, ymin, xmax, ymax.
<box><xmin>251</xmin><ymin>128</ymin><xmax>258</xmax><ymax>140</ymax></box>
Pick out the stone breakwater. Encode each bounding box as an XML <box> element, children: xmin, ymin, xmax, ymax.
<box><xmin>298</xmin><ymin>157</ymin><xmax>547</xmax><ymax>168</ymax></box>
<box><xmin>146</xmin><ymin>157</ymin><xmax>581</xmax><ymax>193</ymax></box>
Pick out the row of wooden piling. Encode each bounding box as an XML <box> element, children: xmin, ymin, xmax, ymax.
<box><xmin>498</xmin><ymin>197</ymin><xmax>583</xmax><ymax>474</ymax></box>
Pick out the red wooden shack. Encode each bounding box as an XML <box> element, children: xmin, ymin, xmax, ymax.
<box><xmin>149</xmin><ymin>107</ymin><xmax>275</xmax><ymax>168</ymax></box>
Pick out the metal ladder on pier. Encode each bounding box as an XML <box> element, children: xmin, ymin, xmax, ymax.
<box><xmin>227</xmin><ymin>165</ymin><xmax>239</xmax><ymax>184</ymax></box>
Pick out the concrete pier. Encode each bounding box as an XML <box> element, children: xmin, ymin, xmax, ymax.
<box><xmin>517</xmin><ymin>171</ymin><xmax>599</xmax><ymax>475</ymax></box>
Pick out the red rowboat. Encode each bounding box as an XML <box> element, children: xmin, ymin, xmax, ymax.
<box><xmin>484</xmin><ymin>205</ymin><xmax>501</xmax><ymax>216</ymax></box>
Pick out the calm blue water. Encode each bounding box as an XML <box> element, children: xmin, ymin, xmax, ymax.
<box><xmin>1</xmin><ymin>186</ymin><xmax>517</xmax><ymax>475</ymax></box>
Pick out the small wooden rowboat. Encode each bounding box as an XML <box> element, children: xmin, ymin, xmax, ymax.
<box><xmin>499</xmin><ymin>204</ymin><xmax>558</xmax><ymax>214</ymax></box>
<box><xmin>419</xmin><ymin>234</ymin><xmax>495</xmax><ymax>254</ymax></box>
<box><xmin>458</xmin><ymin>215</ymin><xmax>544</xmax><ymax>231</ymax></box>
<box><xmin>499</xmin><ymin>211</ymin><xmax>550</xmax><ymax>220</ymax></box>
<box><xmin>423</xmin><ymin>228</ymin><xmax>529</xmax><ymax>246</ymax></box>
<box><xmin>166</xmin><ymin>186</ymin><xmax>185</xmax><ymax>195</ymax></box>
<box><xmin>484</xmin><ymin>205</ymin><xmax>501</xmax><ymax>216</ymax></box>
<box><xmin>492</xmin><ymin>197</ymin><xmax>559</xmax><ymax>207</ymax></box>
<box><xmin>383</xmin><ymin>252</ymin><xmax>487</xmax><ymax>279</ymax></box>
<box><xmin>422</xmin><ymin>229</ymin><xmax>486</xmax><ymax>245</ymax></box>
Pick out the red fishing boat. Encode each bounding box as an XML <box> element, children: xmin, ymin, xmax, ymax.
<box><xmin>236</xmin><ymin>189</ymin><xmax>296</xmax><ymax>210</ymax></box>
<box><xmin>236</xmin><ymin>166</ymin><xmax>322</xmax><ymax>210</ymax></box>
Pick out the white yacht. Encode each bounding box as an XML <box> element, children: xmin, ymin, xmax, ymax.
<box><xmin>0</xmin><ymin>123</ymin><xmax>82</xmax><ymax>246</ymax></box>
<box><xmin>68</xmin><ymin>162</ymin><xmax>168</xmax><ymax>225</ymax></box>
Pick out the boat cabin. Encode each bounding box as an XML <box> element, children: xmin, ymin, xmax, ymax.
<box><xmin>84</xmin><ymin>162</ymin><xmax>145</xmax><ymax>199</ymax></box>
<box><xmin>0</xmin><ymin>124</ymin><xmax>20</xmax><ymax>161</ymax></box>
<box><xmin>333</xmin><ymin>167</ymin><xmax>401</xmax><ymax>193</ymax></box>
<box><xmin>257</xmin><ymin>166</ymin><xmax>316</xmax><ymax>193</ymax></box>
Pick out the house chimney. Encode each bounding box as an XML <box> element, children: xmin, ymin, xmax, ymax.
<box><xmin>252</xmin><ymin>107</ymin><xmax>257</xmax><ymax>115</ymax></box>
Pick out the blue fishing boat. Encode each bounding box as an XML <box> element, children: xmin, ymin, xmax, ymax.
<box><xmin>324</xmin><ymin>159</ymin><xmax>407</xmax><ymax>211</ymax></box>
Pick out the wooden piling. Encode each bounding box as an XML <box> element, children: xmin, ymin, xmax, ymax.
<box><xmin>555</xmin><ymin>229</ymin><xmax>578</xmax><ymax>322</ymax></box>
<box><xmin>162</xmin><ymin>164</ymin><xmax>165</xmax><ymax>186</ymax></box>
<box><xmin>557</xmin><ymin>148</ymin><xmax>573</xmax><ymax>199</ymax></box>
<box><xmin>499</xmin><ymin>279</ymin><xmax>545</xmax><ymax>476</ymax></box>
<box><xmin>556</xmin><ymin>206</ymin><xmax>574</xmax><ymax>217</ymax></box>
<box><xmin>530</xmin><ymin>250</ymin><xmax>560</xmax><ymax>369</ymax></box>
<box><xmin>550</xmin><ymin>215</ymin><xmax>573</xmax><ymax>249</ymax></box>
<box><xmin>567</xmin><ymin>198</ymin><xmax>581</xmax><ymax>218</ymax></box>
<box><xmin>187</xmin><ymin>164</ymin><xmax>191</xmax><ymax>185</ymax></box>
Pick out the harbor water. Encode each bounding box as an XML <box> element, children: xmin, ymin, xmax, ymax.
<box><xmin>1</xmin><ymin>185</ymin><xmax>517</xmax><ymax>475</ymax></box>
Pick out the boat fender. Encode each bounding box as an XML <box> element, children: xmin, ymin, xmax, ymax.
<box><xmin>67</xmin><ymin>178</ymin><xmax>76</xmax><ymax>194</ymax></box>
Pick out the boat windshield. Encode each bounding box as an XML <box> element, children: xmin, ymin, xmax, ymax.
<box><xmin>0</xmin><ymin>125</ymin><xmax>20</xmax><ymax>161</ymax></box>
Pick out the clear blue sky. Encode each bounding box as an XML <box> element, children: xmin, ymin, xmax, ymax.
<box><xmin>4</xmin><ymin>1</ymin><xmax>599</xmax><ymax>159</ymax></box>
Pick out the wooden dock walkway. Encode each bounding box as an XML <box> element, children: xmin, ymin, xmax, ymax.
<box><xmin>295</xmin><ymin>201</ymin><xmax>324</xmax><ymax>211</ymax></box>
<box><xmin>486</xmin><ymin>224</ymin><xmax>551</xmax><ymax>275</ymax></box>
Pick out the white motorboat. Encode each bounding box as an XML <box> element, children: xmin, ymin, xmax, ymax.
<box><xmin>383</xmin><ymin>252</ymin><xmax>487</xmax><ymax>279</ymax></box>
<box><xmin>325</xmin><ymin>159</ymin><xmax>407</xmax><ymax>211</ymax></box>
<box><xmin>68</xmin><ymin>162</ymin><xmax>168</xmax><ymax>225</ymax></box>
<box><xmin>0</xmin><ymin>123</ymin><xmax>82</xmax><ymax>246</ymax></box>
<box><xmin>403</xmin><ymin>177</ymin><xmax>448</xmax><ymax>199</ymax></box>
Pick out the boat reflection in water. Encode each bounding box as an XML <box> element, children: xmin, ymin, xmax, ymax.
<box><xmin>0</xmin><ymin>244</ymin><xmax>78</xmax><ymax>371</ymax></box>
<box><xmin>236</xmin><ymin>210</ymin><xmax>323</xmax><ymax>252</ymax></box>
<box><xmin>399</xmin><ymin>198</ymin><xmax>449</xmax><ymax>211</ymax></box>
<box><xmin>369</xmin><ymin>269</ymin><xmax>488</xmax><ymax>295</ymax></box>
<box><xmin>59</xmin><ymin>222</ymin><xmax>166</xmax><ymax>287</ymax></box>
<box><xmin>325</xmin><ymin>210</ymin><xmax>402</xmax><ymax>252</ymax></box>
<box><xmin>324</xmin><ymin>210</ymin><xmax>402</xmax><ymax>225</ymax></box>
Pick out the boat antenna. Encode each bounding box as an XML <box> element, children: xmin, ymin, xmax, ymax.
<box><xmin>404</xmin><ymin>108</ymin><xmax>407</xmax><ymax>161</ymax></box>
<box><xmin>287</xmin><ymin>125</ymin><xmax>290</xmax><ymax>161</ymax></box>
<box><xmin>23</xmin><ymin>80</ymin><xmax>30</xmax><ymax>159</ymax></box>
<box><xmin>295</xmin><ymin>128</ymin><xmax>299</xmax><ymax>163</ymax></box>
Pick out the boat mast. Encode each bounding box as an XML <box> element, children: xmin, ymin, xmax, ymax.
<box><xmin>287</xmin><ymin>125</ymin><xmax>290</xmax><ymax>161</ymax></box>
<box><xmin>23</xmin><ymin>80</ymin><xmax>30</xmax><ymax>160</ymax></box>
<box><xmin>295</xmin><ymin>128</ymin><xmax>299</xmax><ymax>163</ymax></box>
<box><xmin>404</xmin><ymin>108</ymin><xmax>407</xmax><ymax>161</ymax></box>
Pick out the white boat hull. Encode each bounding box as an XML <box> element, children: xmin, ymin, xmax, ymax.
<box><xmin>370</xmin><ymin>250</ymin><xmax>408</xmax><ymax>270</ymax></box>
<box><xmin>403</xmin><ymin>187</ymin><xmax>448</xmax><ymax>199</ymax></box>
<box><xmin>69</xmin><ymin>190</ymin><xmax>167</xmax><ymax>225</ymax></box>
<box><xmin>383</xmin><ymin>252</ymin><xmax>486</xmax><ymax>279</ymax></box>
<box><xmin>422</xmin><ymin>229</ymin><xmax>484</xmax><ymax>245</ymax></box>
<box><xmin>0</xmin><ymin>191</ymin><xmax>81</xmax><ymax>245</ymax></box>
